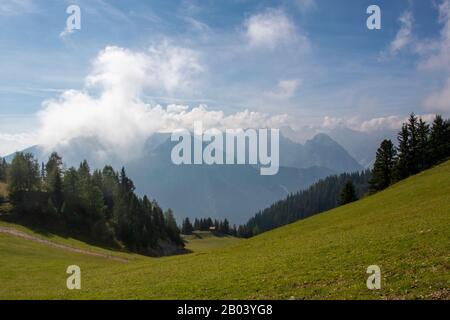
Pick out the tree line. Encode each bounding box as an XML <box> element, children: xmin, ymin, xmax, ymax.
<box><xmin>2</xmin><ymin>152</ymin><xmax>184</xmax><ymax>256</ymax></box>
<box><xmin>237</xmin><ymin>170</ymin><xmax>372</xmax><ymax>237</ymax></box>
<box><xmin>370</xmin><ymin>114</ymin><xmax>450</xmax><ymax>193</ymax></box>
<box><xmin>181</xmin><ymin>217</ymin><xmax>238</xmax><ymax>236</ymax></box>
<box><xmin>0</xmin><ymin>157</ymin><xmax>8</xmax><ymax>204</ymax></box>
<box><xmin>235</xmin><ymin>113</ymin><xmax>449</xmax><ymax>239</ymax></box>
<box><xmin>0</xmin><ymin>157</ymin><xmax>7</xmax><ymax>182</ymax></box>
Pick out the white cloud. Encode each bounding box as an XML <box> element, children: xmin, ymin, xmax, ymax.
<box><xmin>379</xmin><ymin>10</ymin><xmax>413</xmax><ymax>60</ymax></box>
<box><xmin>265</xmin><ymin>79</ymin><xmax>300</xmax><ymax>100</ymax></box>
<box><xmin>358</xmin><ymin>116</ymin><xmax>411</xmax><ymax>132</ymax></box>
<box><xmin>36</xmin><ymin>44</ymin><xmax>290</xmax><ymax>161</ymax></box>
<box><xmin>322</xmin><ymin>114</ymin><xmax>436</xmax><ymax>133</ymax></box>
<box><xmin>417</xmin><ymin>0</ymin><xmax>450</xmax><ymax>112</ymax></box>
<box><xmin>418</xmin><ymin>0</ymin><xmax>450</xmax><ymax>71</ymax></box>
<box><xmin>389</xmin><ymin>11</ymin><xmax>414</xmax><ymax>56</ymax></box>
<box><xmin>86</xmin><ymin>42</ymin><xmax>203</xmax><ymax>96</ymax></box>
<box><xmin>244</xmin><ymin>9</ymin><xmax>305</xmax><ymax>50</ymax></box>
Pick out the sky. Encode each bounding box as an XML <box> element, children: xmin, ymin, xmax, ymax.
<box><xmin>1</xmin><ymin>0</ymin><xmax>450</xmax><ymax>157</ymax></box>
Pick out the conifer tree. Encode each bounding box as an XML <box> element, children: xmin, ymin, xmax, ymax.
<box><xmin>165</xmin><ymin>209</ymin><xmax>182</xmax><ymax>245</ymax></box>
<box><xmin>407</xmin><ymin>113</ymin><xmax>419</xmax><ymax>174</ymax></box>
<box><xmin>193</xmin><ymin>218</ymin><xmax>200</xmax><ymax>231</ymax></box>
<box><xmin>370</xmin><ymin>139</ymin><xmax>396</xmax><ymax>192</ymax></box>
<box><xmin>417</xmin><ymin>118</ymin><xmax>430</xmax><ymax>171</ymax></box>
<box><xmin>222</xmin><ymin>218</ymin><xmax>230</xmax><ymax>234</ymax></box>
<box><xmin>7</xmin><ymin>153</ymin><xmax>40</xmax><ymax>203</ymax></box>
<box><xmin>339</xmin><ymin>181</ymin><xmax>357</xmax><ymax>205</ymax></box>
<box><xmin>395</xmin><ymin>124</ymin><xmax>411</xmax><ymax>181</ymax></box>
<box><xmin>0</xmin><ymin>157</ymin><xmax>8</xmax><ymax>182</ymax></box>
<box><xmin>45</xmin><ymin>152</ymin><xmax>64</xmax><ymax>213</ymax></box>
<box><xmin>430</xmin><ymin>115</ymin><xmax>450</xmax><ymax>164</ymax></box>
<box><xmin>182</xmin><ymin>217</ymin><xmax>194</xmax><ymax>235</ymax></box>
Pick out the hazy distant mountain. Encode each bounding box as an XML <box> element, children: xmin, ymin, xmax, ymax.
<box><xmin>128</xmin><ymin>143</ymin><xmax>335</xmax><ymax>223</ymax></box>
<box><xmin>5</xmin><ymin>132</ymin><xmax>363</xmax><ymax>223</ymax></box>
<box><xmin>280</xmin><ymin>133</ymin><xmax>362</xmax><ymax>173</ymax></box>
<box><xmin>327</xmin><ymin>127</ymin><xmax>398</xmax><ymax>168</ymax></box>
<box><xmin>4</xmin><ymin>145</ymin><xmax>41</xmax><ymax>163</ymax></box>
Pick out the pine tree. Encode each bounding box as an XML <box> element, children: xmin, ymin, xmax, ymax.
<box><xmin>0</xmin><ymin>157</ymin><xmax>8</xmax><ymax>182</ymax></box>
<box><xmin>7</xmin><ymin>153</ymin><xmax>40</xmax><ymax>203</ymax></box>
<box><xmin>62</xmin><ymin>167</ymin><xmax>80</xmax><ymax>225</ymax></box>
<box><xmin>87</xmin><ymin>185</ymin><xmax>106</xmax><ymax>226</ymax></box>
<box><xmin>119</xmin><ymin>167</ymin><xmax>135</xmax><ymax>194</ymax></box>
<box><xmin>51</xmin><ymin>168</ymin><xmax>64</xmax><ymax>214</ymax></box>
<box><xmin>101</xmin><ymin>166</ymin><xmax>118</xmax><ymax>220</ymax></box>
<box><xmin>45</xmin><ymin>152</ymin><xmax>64</xmax><ymax>213</ymax></box>
<box><xmin>40</xmin><ymin>162</ymin><xmax>45</xmax><ymax>182</ymax></box>
<box><xmin>417</xmin><ymin>118</ymin><xmax>430</xmax><ymax>171</ymax></box>
<box><xmin>339</xmin><ymin>181</ymin><xmax>357</xmax><ymax>205</ymax></box>
<box><xmin>181</xmin><ymin>217</ymin><xmax>194</xmax><ymax>235</ymax></box>
<box><xmin>430</xmin><ymin>115</ymin><xmax>450</xmax><ymax>164</ymax></box>
<box><xmin>395</xmin><ymin>124</ymin><xmax>411</xmax><ymax>181</ymax></box>
<box><xmin>206</xmin><ymin>217</ymin><xmax>213</xmax><ymax>230</ymax></box>
<box><xmin>370</xmin><ymin>139</ymin><xmax>396</xmax><ymax>192</ymax></box>
<box><xmin>222</xmin><ymin>218</ymin><xmax>230</xmax><ymax>235</ymax></box>
<box><xmin>407</xmin><ymin>113</ymin><xmax>419</xmax><ymax>174</ymax></box>
<box><xmin>214</xmin><ymin>219</ymin><xmax>220</xmax><ymax>231</ymax></box>
<box><xmin>193</xmin><ymin>218</ymin><xmax>200</xmax><ymax>231</ymax></box>
<box><xmin>164</xmin><ymin>209</ymin><xmax>182</xmax><ymax>244</ymax></box>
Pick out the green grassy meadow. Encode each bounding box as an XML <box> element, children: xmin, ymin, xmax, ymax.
<box><xmin>0</xmin><ymin>161</ymin><xmax>449</xmax><ymax>300</ymax></box>
<box><xmin>183</xmin><ymin>231</ymin><xmax>240</xmax><ymax>253</ymax></box>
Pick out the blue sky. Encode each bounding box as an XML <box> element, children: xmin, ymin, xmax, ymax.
<box><xmin>1</xmin><ymin>0</ymin><xmax>450</xmax><ymax>156</ymax></box>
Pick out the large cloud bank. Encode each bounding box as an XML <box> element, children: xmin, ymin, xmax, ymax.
<box><xmin>37</xmin><ymin>43</ymin><xmax>289</xmax><ymax>161</ymax></box>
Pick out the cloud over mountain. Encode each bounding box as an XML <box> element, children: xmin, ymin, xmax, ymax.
<box><xmin>36</xmin><ymin>43</ymin><xmax>290</xmax><ymax>162</ymax></box>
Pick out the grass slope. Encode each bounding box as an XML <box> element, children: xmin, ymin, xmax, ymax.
<box><xmin>183</xmin><ymin>231</ymin><xmax>241</xmax><ymax>253</ymax></box>
<box><xmin>1</xmin><ymin>161</ymin><xmax>449</xmax><ymax>300</ymax></box>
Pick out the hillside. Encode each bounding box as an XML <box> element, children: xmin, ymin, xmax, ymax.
<box><xmin>1</xmin><ymin>161</ymin><xmax>449</xmax><ymax>299</ymax></box>
<box><xmin>183</xmin><ymin>231</ymin><xmax>241</xmax><ymax>253</ymax></box>
<box><xmin>244</xmin><ymin>169</ymin><xmax>371</xmax><ymax>236</ymax></box>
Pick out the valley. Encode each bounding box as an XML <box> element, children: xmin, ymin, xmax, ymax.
<box><xmin>1</xmin><ymin>161</ymin><xmax>449</xmax><ymax>299</ymax></box>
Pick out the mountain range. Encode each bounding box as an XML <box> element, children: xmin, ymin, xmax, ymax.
<box><xmin>5</xmin><ymin>133</ymin><xmax>363</xmax><ymax>223</ymax></box>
